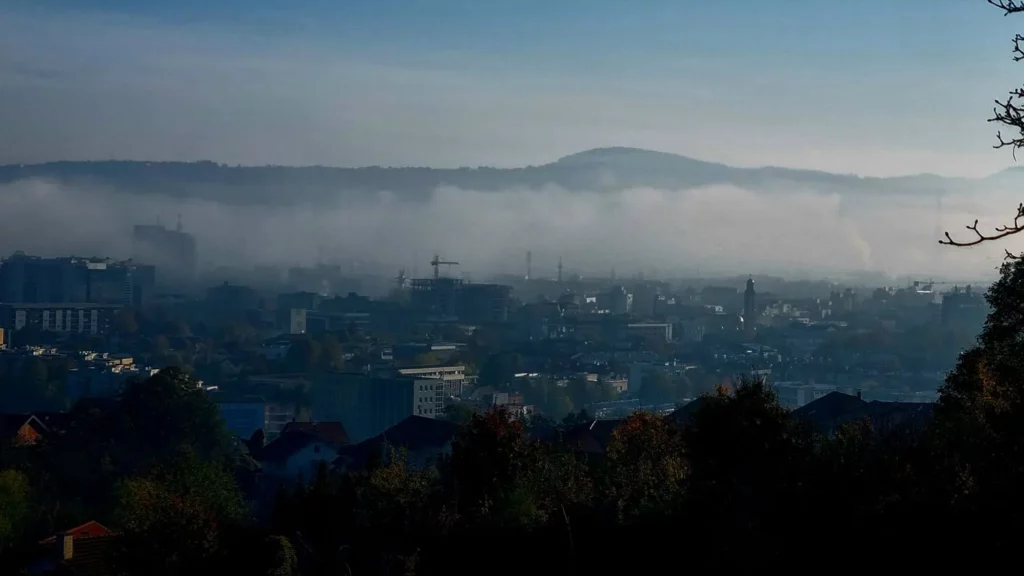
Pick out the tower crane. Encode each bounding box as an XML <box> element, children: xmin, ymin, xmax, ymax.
<box><xmin>911</xmin><ymin>278</ymin><xmax>955</xmax><ymax>292</ymax></box>
<box><xmin>430</xmin><ymin>254</ymin><xmax>460</xmax><ymax>279</ymax></box>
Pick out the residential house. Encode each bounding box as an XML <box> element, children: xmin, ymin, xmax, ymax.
<box><xmin>560</xmin><ymin>419</ymin><xmax>625</xmax><ymax>457</ymax></box>
<box><xmin>0</xmin><ymin>414</ymin><xmax>50</xmax><ymax>446</ymax></box>
<box><xmin>28</xmin><ymin>521</ymin><xmax>119</xmax><ymax>575</ymax></box>
<box><xmin>791</xmin><ymin>391</ymin><xmax>934</xmax><ymax>436</ymax></box>
<box><xmin>334</xmin><ymin>416</ymin><xmax>459</xmax><ymax>473</ymax></box>
<box><xmin>258</xmin><ymin>421</ymin><xmax>350</xmax><ymax>482</ymax></box>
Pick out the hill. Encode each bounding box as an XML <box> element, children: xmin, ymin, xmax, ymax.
<box><xmin>0</xmin><ymin>147</ymin><xmax>994</xmax><ymax>206</ymax></box>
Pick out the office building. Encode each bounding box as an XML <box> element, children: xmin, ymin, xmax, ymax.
<box><xmin>132</xmin><ymin>221</ymin><xmax>197</xmax><ymax>287</ymax></box>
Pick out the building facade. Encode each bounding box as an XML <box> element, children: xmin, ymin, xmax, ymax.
<box><xmin>0</xmin><ymin>303</ymin><xmax>121</xmax><ymax>335</ymax></box>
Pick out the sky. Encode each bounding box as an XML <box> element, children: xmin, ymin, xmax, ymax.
<box><xmin>2</xmin><ymin>0</ymin><xmax>1022</xmax><ymax>177</ymax></box>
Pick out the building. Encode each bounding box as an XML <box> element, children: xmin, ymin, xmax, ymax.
<box><xmin>410</xmin><ymin>277</ymin><xmax>463</xmax><ymax>318</ymax></box>
<box><xmin>743</xmin><ymin>277</ymin><xmax>757</xmax><ymax>340</ymax></box>
<box><xmin>217</xmin><ymin>398</ymin><xmax>299</xmax><ymax>440</ymax></box>
<box><xmin>624</xmin><ymin>323</ymin><xmax>673</xmax><ymax>345</ymax></box>
<box><xmin>0</xmin><ymin>254</ymin><xmax>154</xmax><ymax>308</ymax></box>
<box><xmin>277</xmin><ymin>308</ymin><xmax>307</xmax><ymax>335</ymax></box>
<box><xmin>459</xmin><ymin>283</ymin><xmax>512</xmax><ymax>323</ymax></box>
<box><xmin>132</xmin><ymin>221</ymin><xmax>198</xmax><ymax>288</ymax></box>
<box><xmin>0</xmin><ymin>303</ymin><xmax>122</xmax><ymax>335</ymax></box>
<box><xmin>941</xmin><ymin>286</ymin><xmax>988</xmax><ymax>333</ymax></box>
<box><xmin>277</xmin><ymin>291</ymin><xmax>322</xmax><ymax>312</ymax></box>
<box><xmin>258</xmin><ymin>422</ymin><xmax>349</xmax><ymax>481</ymax></box>
<box><xmin>65</xmin><ymin>353</ymin><xmax>159</xmax><ymax>400</ymax></box>
<box><xmin>773</xmin><ymin>382</ymin><xmax>838</xmax><ymax>409</ymax></box>
<box><xmin>597</xmin><ymin>286</ymin><xmax>631</xmax><ymax>315</ymax></box>
<box><xmin>312</xmin><ymin>372</ymin><xmax>445</xmax><ymax>442</ymax></box>
<box><xmin>395</xmin><ymin>365</ymin><xmax>468</xmax><ymax>398</ymax></box>
<box><xmin>206</xmin><ymin>282</ymin><xmax>262</xmax><ymax>318</ymax></box>
<box><xmin>409</xmin><ymin>277</ymin><xmax>513</xmax><ymax>324</ymax></box>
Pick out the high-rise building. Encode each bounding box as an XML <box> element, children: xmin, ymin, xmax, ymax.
<box><xmin>743</xmin><ymin>276</ymin><xmax>757</xmax><ymax>340</ymax></box>
<box><xmin>0</xmin><ymin>254</ymin><xmax>154</xmax><ymax>308</ymax></box>
<box><xmin>132</xmin><ymin>221</ymin><xmax>197</xmax><ymax>288</ymax></box>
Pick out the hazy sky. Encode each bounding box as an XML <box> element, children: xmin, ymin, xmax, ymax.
<box><xmin>2</xmin><ymin>0</ymin><xmax>1021</xmax><ymax>177</ymax></box>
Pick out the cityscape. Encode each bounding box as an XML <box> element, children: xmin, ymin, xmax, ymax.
<box><xmin>4</xmin><ymin>0</ymin><xmax>1024</xmax><ymax>574</ymax></box>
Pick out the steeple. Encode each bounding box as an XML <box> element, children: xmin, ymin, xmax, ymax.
<box><xmin>743</xmin><ymin>276</ymin><xmax>757</xmax><ymax>340</ymax></box>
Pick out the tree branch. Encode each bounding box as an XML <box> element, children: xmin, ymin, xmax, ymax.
<box><xmin>939</xmin><ymin>203</ymin><xmax>1024</xmax><ymax>259</ymax></box>
<box><xmin>939</xmin><ymin>3</ymin><xmax>1024</xmax><ymax>259</ymax></box>
<box><xmin>989</xmin><ymin>0</ymin><xmax>1024</xmax><ymax>15</ymax></box>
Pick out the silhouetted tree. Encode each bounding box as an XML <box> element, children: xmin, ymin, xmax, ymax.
<box><xmin>941</xmin><ymin>1</ymin><xmax>1024</xmax><ymax>257</ymax></box>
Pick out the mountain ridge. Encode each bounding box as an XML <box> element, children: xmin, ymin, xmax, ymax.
<box><xmin>0</xmin><ymin>147</ymin><xmax>1007</xmax><ymax>206</ymax></box>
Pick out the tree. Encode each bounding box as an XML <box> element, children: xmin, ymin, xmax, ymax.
<box><xmin>318</xmin><ymin>334</ymin><xmax>345</xmax><ymax>370</ymax></box>
<box><xmin>940</xmin><ymin>1</ymin><xmax>1024</xmax><ymax>257</ymax></box>
<box><xmin>284</xmin><ymin>338</ymin><xmax>322</xmax><ymax>373</ymax></box>
<box><xmin>442</xmin><ymin>403</ymin><xmax>475</xmax><ymax>425</ymax></box>
<box><xmin>114</xmin><ymin>455</ymin><xmax>246</xmax><ymax>575</ymax></box>
<box><xmin>0</xmin><ymin>470</ymin><xmax>31</xmax><ymax>551</ymax></box>
<box><xmin>637</xmin><ymin>371</ymin><xmax>674</xmax><ymax>405</ymax></box>
<box><xmin>112</xmin><ymin>368</ymin><xmax>233</xmax><ymax>467</ymax></box>
<box><xmin>930</xmin><ymin>257</ymin><xmax>1024</xmax><ymax>542</ymax></box>
<box><xmin>604</xmin><ymin>412</ymin><xmax>686</xmax><ymax>521</ymax></box>
<box><xmin>561</xmin><ymin>409</ymin><xmax>592</xmax><ymax>427</ymax></box>
<box><xmin>262</xmin><ymin>535</ymin><xmax>298</xmax><ymax>576</ymax></box>
<box><xmin>114</xmin><ymin>308</ymin><xmax>139</xmax><ymax>335</ymax></box>
<box><xmin>682</xmin><ymin>379</ymin><xmax>817</xmax><ymax>557</ymax></box>
<box><xmin>449</xmin><ymin>409</ymin><xmax>547</xmax><ymax>528</ymax></box>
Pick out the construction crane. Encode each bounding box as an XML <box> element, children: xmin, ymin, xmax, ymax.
<box><xmin>911</xmin><ymin>279</ymin><xmax>955</xmax><ymax>292</ymax></box>
<box><xmin>430</xmin><ymin>254</ymin><xmax>460</xmax><ymax>279</ymax></box>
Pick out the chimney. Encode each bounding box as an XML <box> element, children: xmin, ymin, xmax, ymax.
<box><xmin>856</xmin><ymin>388</ymin><xmax>862</xmax><ymax>400</ymax></box>
<box><xmin>59</xmin><ymin>533</ymin><xmax>73</xmax><ymax>561</ymax></box>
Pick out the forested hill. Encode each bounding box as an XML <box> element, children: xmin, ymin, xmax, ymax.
<box><xmin>0</xmin><ymin>147</ymin><xmax>984</xmax><ymax>206</ymax></box>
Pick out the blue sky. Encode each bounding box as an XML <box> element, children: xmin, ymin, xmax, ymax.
<box><xmin>1</xmin><ymin>0</ymin><xmax>1020</xmax><ymax>176</ymax></box>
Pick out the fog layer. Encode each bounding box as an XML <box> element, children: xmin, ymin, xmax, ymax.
<box><xmin>0</xmin><ymin>178</ymin><xmax>1016</xmax><ymax>281</ymax></box>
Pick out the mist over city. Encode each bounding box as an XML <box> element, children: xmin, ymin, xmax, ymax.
<box><xmin>6</xmin><ymin>1</ymin><xmax>1024</xmax><ymax>574</ymax></box>
<box><xmin>0</xmin><ymin>154</ymin><xmax>1021</xmax><ymax>284</ymax></box>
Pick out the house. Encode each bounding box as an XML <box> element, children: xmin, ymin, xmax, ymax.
<box><xmin>664</xmin><ymin>397</ymin><xmax>709</xmax><ymax>427</ymax></box>
<box><xmin>29</xmin><ymin>521</ymin><xmax>119</xmax><ymax>575</ymax></box>
<box><xmin>560</xmin><ymin>419</ymin><xmax>624</xmax><ymax>456</ymax></box>
<box><xmin>0</xmin><ymin>414</ymin><xmax>50</xmax><ymax>446</ymax></box>
<box><xmin>791</xmin><ymin>391</ymin><xmax>934</xmax><ymax>436</ymax></box>
<box><xmin>279</xmin><ymin>421</ymin><xmax>350</xmax><ymax>446</ymax></box>
<box><xmin>334</xmin><ymin>416</ymin><xmax>459</xmax><ymax>472</ymax></box>
<box><xmin>32</xmin><ymin>412</ymin><xmax>71</xmax><ymax>434</ymax></box>
<box><xmin>258</xmin><ymin>421</ymin><xmax>349</xmax><ymax>482</ymax></box>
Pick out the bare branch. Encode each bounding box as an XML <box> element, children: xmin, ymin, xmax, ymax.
<box><xmin>940</xmin><ymin>4</ymin><xmax>1024</xmax><ymax>259</ymax></box>
<box><xmin>939</xmin><ymin>203</ymin><xmax>1024</xmax><ymax>257</ymax></box>
<box><xmin>989</xmin><ymin>0</ymin><xmax>1024</xmax><ymax>15</ymax></box>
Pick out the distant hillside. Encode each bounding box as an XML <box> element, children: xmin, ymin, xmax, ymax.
<box><xmin>0</xmin><ymin>147</ymin><xmax>990</xmax><ymax>206</ymax></box>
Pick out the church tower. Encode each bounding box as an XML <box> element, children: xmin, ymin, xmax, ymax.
<box><xmin>743</xmin><ymin>276</ymin><xmax>757</xmax><ymax>340</ymax></box>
